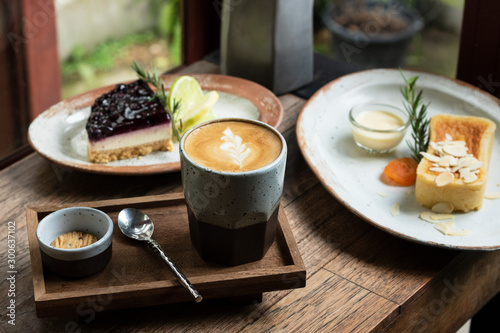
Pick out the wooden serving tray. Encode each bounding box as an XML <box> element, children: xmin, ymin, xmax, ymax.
<box><xmin>26</xmin><ymin>193</ymin><xmax>306</xmax><ymax>317</ymax></box>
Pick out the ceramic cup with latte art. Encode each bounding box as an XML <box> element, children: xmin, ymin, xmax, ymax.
<box><xmin>180</xmin><ymin>118</ymin><xmax>287</xmax><ymax>266</ymax></box>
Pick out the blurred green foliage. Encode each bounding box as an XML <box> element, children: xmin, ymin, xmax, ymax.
<box><xmin>157</xmin><ymin>0</ymin><xmax>181</xmax><ymax>65</ymax></box>
<box><xmin>61</xmin><ymin>0</ymin><xmax>181</xmax><ymax>83</ymax></box>
<box><xmin>441</xmin><ymin>0</ymin><xmax>463</xmax><ymax>6</ymax></box>
<box><xmin>62</xmin><ymin>32</ymin><xmax>158</xmax><ymax>82</ymax></box>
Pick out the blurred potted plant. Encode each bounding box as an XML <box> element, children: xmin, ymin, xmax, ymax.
<box><xmin>322</xmin><ymin>0</ymin><xmax>423</xmax><ymax>68</ymax></box>
<box><xmin>414</xmin><ymin>0</ymin><xmax>444</xmax><ymax>24</ymax></box>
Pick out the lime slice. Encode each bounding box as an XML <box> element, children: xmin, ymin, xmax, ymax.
<box><xmin>167</xmin><ymin>76</ymin><xmax>219</xmax><ymax>136</ymax></box>
<box><xmin>168</xmin><ymin>76</ymin><xmax>204</xmax><ymax>114</ymax></box>
<box><xmin>178</xmin><ymin>91</ymin><xmax>219</xmax><ymax>134</ymax></box>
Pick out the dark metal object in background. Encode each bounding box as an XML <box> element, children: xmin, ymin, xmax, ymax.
<box><xmin>322</xmin><ymin>1</ymin><xmax>423</xmax><ymax>69</ymax></box>
<box><xmin>220</xmin><ymin>0</ymin><xmax>314</xmax><ymax>95</ymax></box>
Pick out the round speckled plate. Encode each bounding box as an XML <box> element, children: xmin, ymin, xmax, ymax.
<box><xmin>28</xmin><ymin>74</ymin><xmax>283</xmax><ymax>175</ymax></box>
<box><xmin>297</xmin><ymin>69</ymin><xmax>500</xmax><ymax>250</ymax></box>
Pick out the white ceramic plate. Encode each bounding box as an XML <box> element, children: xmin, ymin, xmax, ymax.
<box><xmin>297</xmin><ymin>69</ymin><xmax>500</xmax><ymax>250</ymax></box>
<box><xmin>28</xmin><ymin>74</ymin><xmax>283</xmax><ymax>175</ymax></box>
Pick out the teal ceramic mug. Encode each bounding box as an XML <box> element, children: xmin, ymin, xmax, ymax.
<box><xmin>180</xmin><ymin>118</ymin><xmax>287</xmax><ymax>266</ymax></box>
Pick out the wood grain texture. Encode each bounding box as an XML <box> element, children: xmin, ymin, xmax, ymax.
<box><xmin>325</xmin><ymin>228</ymin><xmax>459</xmax><ymax>304</ymax></box>
<box><xmin>1</xmin><ymin>60</ymin><xmax>500</xmax><ymax>332</ymax></box>
<box><xmin>240</xmin><ymin>269</ymin><xmax>398</xmax><ymax>333</ymax></box>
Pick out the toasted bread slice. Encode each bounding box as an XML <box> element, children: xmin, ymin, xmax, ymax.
<box><xmin>415</xmin><ymin>114</ymin><xmax>496</xmax><ymax>212</ymax></box>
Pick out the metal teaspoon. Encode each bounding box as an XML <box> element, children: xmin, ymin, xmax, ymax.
<box><xmin>117</xmin><ymin>207</ymin><xmax>202</xmax><ymax>303</ymax></box>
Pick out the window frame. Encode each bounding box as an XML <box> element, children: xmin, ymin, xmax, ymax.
<box><xmin>457</xmin><ymin>0</ymin><xmax>500</xmax><ymax>99</ymax></box>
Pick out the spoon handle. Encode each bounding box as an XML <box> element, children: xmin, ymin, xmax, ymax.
<box><xmin>146</xmin><ymin>238</ymin><xmax>203</xmax><ymax>303</ymax></box>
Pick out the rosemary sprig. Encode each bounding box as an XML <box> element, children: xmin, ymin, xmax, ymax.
<box><xmin>131</xmin><ymin>61</ymin><xmax>183</xmax><ymax>141</ymax></box>
<box><xmin>400</xmin><ymin>71</ymin><xmax>430</xmax><ymax>163</ymax></box>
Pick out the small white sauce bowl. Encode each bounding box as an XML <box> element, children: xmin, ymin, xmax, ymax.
<box><xmin>36</xmin><ymin>207</ymin><xmax>113</xmax><ymax>278</ymax></box>
<box><xmin>349</xmin><ymin>103</ymin><xmax>410</xmax><ymax>153</ymax></box>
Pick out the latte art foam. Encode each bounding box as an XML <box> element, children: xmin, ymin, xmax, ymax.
<box><xmin>184</xmin><ymin>120</ymin><xmax>282</xmax><ymax>172</ymax></box>
<box><xmin>220</xmin><ymin>128</ymin><xmax>251</xmax><ymax>167</ymax></box>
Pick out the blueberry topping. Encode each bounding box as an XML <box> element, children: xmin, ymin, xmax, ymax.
<box><xmin>86</xmin><ymin>79</ymin><xmax>171</xmax><ymax>141</ymax></box>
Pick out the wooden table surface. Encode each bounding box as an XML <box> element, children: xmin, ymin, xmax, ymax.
<box><xmin>2</xmin><ymin>61</ymin><xmax>500</xmax><ymax>332</ymax></box>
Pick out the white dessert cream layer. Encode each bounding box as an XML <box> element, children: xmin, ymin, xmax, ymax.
<box><xmin>88</xmin><ymin>123</ymin><xmax>173</xmax><ymax>163</ymax></box>
<box><xmin>88</xmin><ymin>123</ymin><xmax>171</xmax><ymax>150</ymax></box>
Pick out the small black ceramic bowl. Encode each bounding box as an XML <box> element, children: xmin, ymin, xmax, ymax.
<box><xmin>36</xmin><ymin>207</ymin><xmax>113</xmax><ymax>278</ymax></box>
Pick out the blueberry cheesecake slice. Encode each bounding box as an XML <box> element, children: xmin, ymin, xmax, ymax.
<box><xmin>86</xmin><ymin>79</ymin><xmax>173</xmax><ymax>163</ymax></box>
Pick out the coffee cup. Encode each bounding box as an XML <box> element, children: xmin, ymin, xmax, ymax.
<box><xmin>180</xmin><ymin>118</ymin><xmax>287</xmax><ymax>266</ymax></box>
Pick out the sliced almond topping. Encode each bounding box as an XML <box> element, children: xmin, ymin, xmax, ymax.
<box><xmin>435</xmin><ymin>172</ymin><xmax>454</xmax><ymax>186</ymax></box>
<box><xmin>421</xmin><ymin>152</ymin><xmax>441</xmax><ymax>163</ymax></box>
<box><xmin>419</xmin><ymin>211</ymin><xmax>437</xmax><ymax>223</ymax></box>
<box><xmin>376</xmin><ymin>191</ymin><xmax>388</xmax><ymax>197</ymax></box>
<box><xmin>433</xmin><ymin>220</ymin><xmax>470</xmax><ymax>236</ymax></box>
<box><xmin>443</xmin><ymin>145</ymin><xmax>468</xmax><ymax>157</ymax></box>
<box><xmin>443</xmin><ymin>140</ymin><xmax>466</xmax><ymax>147</ymax></box>
<box><xmin>461</xmin><ymin>156</ymin><xmax>477</xmax><ymax>166</ymax></box>
<box><xmin>445</xmin><ymin>133</ymin><xmax>453</xmax><ymax>141</ymax></box>
<box><xmin>449</xmin><ymin>162</ymin><xmax>464</xmax><ymax>173</ymax></box>
<box><xmin>462</xmin><ymin>171</ymin><xmax>478</xmax><ymax>183</ymax></box>
<box><xmin>485</xmin><ymin>191</ymin><xmax>500</xmax><ymax>200</ymax></box>
<box><xmin>438</xmin><ymin>156</ymin><xmax>452</xmax><ymax>167</ymax></box>
<box><xmin>434</xmin><ymin>220</ymin><xmax>456</xmax><ymax>235</ymax></box>
<box><xmin>419</xmin><ymin>211</ymin><xmax>454</xmax><ymax>223</ymax></box>
<box><xmin>448</xmin><ymin>229</ymin><xmax>472</xmax><ymax>237</ymax></box>
<box><xmin>426</xmin><ymin>135</ymin><xmax>480</xmax><ymax>184</ymax></box>
<box><xmin>429</xmin><ymin>142</ymin><xmax>439</xmax><ymax>151</ymax></box>
<box><xmin>430</xmin><ymin>167</ymin><xmax>448</xmax><ymax>173</ymax></box>
<box><xmin>468</xmin><ymin>161</ymin><xmax>482</xmax><ymax>171</ymax></box>
<box><xmin>391</xmin><ymin>203</ymin><xmax>400</xmax><ymax>217</ymax></box>
<box><xmin>430</xmin><ymin>213</ymin><xmax>455</xmax><ymax>221</ymax></box>
<box><xmin>459</xmin><ymin>167</ymin><xmax>471</xmax><ymax>177</ymax></box>
<box><xmin>434</xmin><ymin>146</ymin><xmax>445</xmax><ymax>156</ymax></box>
<box><xmin>431</xmin><ymin>202</ymin><xmax>454</xmax><ymax>214</ymax></box>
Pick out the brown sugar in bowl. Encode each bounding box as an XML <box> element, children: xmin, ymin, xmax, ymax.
<box><xmin>36</xmin><ymin>207</ymin><xmax>113</xmax><ymax>278</ymax></box>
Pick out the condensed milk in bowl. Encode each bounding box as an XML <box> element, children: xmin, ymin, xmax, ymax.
<box><xmin>349</xmin><ymin>103</ymin><xmax>410</xmax><ymax>153</ymax></box>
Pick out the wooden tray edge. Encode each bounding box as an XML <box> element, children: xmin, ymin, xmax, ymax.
<box><xmin>26</xmin><ymin>207</ymin><xmax>47</xmax><ymax>302</ymax></box>
<box><xmin>277</xmin><ymin>206</ymin><xmax>306</xmax><ymax>274</ymax></box>
<box><xmin>26</xmin><ymin>193</ymin><xmax>306</xmax><ymax>317</ymax></box>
